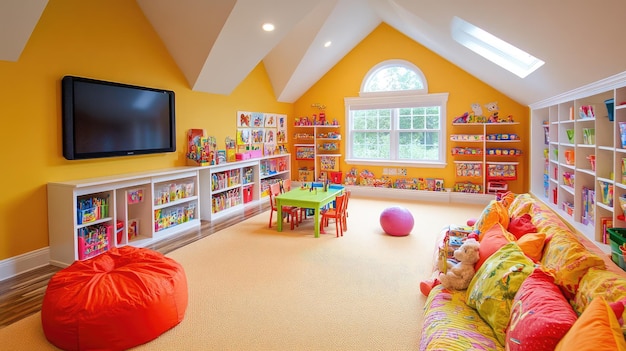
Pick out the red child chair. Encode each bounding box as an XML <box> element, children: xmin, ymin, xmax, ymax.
<box><xmin>268</xmin><ymin>182</ymin><xmax>300</xmax><ymax>230</ymax></box>
<box><xmin>320</xmin><ymin>192</ymin><xmax>347</xmax><ymax>237</ymax></box>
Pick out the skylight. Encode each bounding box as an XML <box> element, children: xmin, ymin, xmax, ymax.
<box><xmin>450</xmin><ymin>16</ymin><xmax>544</xmax><ymax>78</ymax></box>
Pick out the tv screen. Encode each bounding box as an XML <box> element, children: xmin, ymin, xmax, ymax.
<box><xmin>61</xmin><ymin>76</ymin><xmax>176</xmax><ymax>160</ymax></box>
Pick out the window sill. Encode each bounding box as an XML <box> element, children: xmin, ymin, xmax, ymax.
<box><xmin>344</xmin><ymin>159</ymin><xmax>447</xmax><ymax>168</ymax></box>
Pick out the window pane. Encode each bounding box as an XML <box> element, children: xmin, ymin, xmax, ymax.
<box><xmin>364</xmin><ymin>66</ymin><xmax>424</xmax><ymax>92</ymax></box>
<box><xmin>398</xmin><ymin>107</ymin><xmax>439</xmax><ymax>130</ymax></box>
<box><xmin>353</xmin><ymin>131</ymin><xmax>390</xmax><ymax>159</ymax></box>
<box><xmin>398</xmin><ymin>132</ymin><xmax>439</xmax><ymax>160</ymax></box>
<box><xmin>426</xmin><ymin>114</ymin><xmax>440</xmax><ymax>130</ymax></box>
<box><xmin>352</xmin><ymin>109</ymin><xmax>391</xmax><ymax>130</ymax></box>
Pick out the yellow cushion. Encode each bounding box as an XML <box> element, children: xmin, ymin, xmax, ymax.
<box><xmin>467</xmin><ymin>242</ymin><xmax>534</xmax><ymax>345</ymax></box>
<box><xmin>541</xmin><ymin>228</ymin><xmax>606</xmax><ymax>298</ymax></box>
<box><xmin>555</xmin><ymin>296</ymin><xmax>626</xmax><ymax>351</ymax></box>
<box><xmin>474</xmin><ymin>200</ymin><xmax>510</xmax><ymax>237</ymax></box>
<box><xmin>516</xmin><ymin>232</ymin><xmax>546</xmax><ymax>262</ymax></box>
<box><xmin>572</xmin><ymin>267</ymin><xmax>626</xmax><ymax>316</ymax></box>
<box><xmin>507</xmin><ymin>193</ymin><xmax>535</xmax><ymax>218</ymax></box>
<box><xmin>498</xmin><ymin>191</ymin><xmax>516</xmax><ymax>209</ymax></box>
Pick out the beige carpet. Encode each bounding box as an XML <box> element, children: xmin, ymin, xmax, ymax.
<box><xmin>0</xmin><ymin>197</ymin><xmax>486</xmax><ymax>350</ymax></box>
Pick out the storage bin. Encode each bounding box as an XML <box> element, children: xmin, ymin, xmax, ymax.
<box><xmin>598</xmin><ymin>180</ymin><xmax>614</xmax><ymax>206</ymax></box>
<box><xmin>566</xmin><ymin>129</ymin><xmax>574</xmax><ymax>143</ymax></box>
<box><xmin>249</xmin><ymin>150</ymin><xmax>262</xmax><ymax>159</ymax></box>
<box><xmin>242</xmin><ymin>185</ymin><xmax>253</xmax><ymax>203</ymax></box>
<box><xmin>606</xmin><ymin>98</ymin><xmax>615</xmax><ymax>121</ymax></box>
<box><xmin>78</xmin><ymin>224</ymin><xmax>112</xmax><ymax>260</ymax></box>
<box><xmin>582</xmin><ymin>128</ymin><xmax>595</xmax><ymax>145</ymax></box>
<box><xmin>329</xmin><ymin>171</ymin><xmax>343</xmax><ymax>184</ymax></box>
<box><xmin>611</xmin><ymin>249</ymin><xmax>626</xmax><ymax>271</ymax></box>
<box><xmin>564</xmin><ymin>149</ymin><xmax>575</xmax><ymax>165</ymax></box>
<box><xmin>587</xmin><ymin>155</ymin><xmax>596</xmax><ymax>171</ymax></box>
<box><xmin>235</xmin><ymin>152</ymin><xmax>251</xmax><ymax>160</ymax></box>
<box><xmin>608</xmin><ymin>228</ymin><xmax>626</xmax><ymax>253</ymax></box>
<box><xmin>77</xmin><ymin>204</ymin><xmax>108</xmax><ymax>225</ymax></box>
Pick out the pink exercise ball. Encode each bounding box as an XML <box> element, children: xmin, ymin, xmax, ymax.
<box><xmin>380</xmin><ymin>206</ymin><xmax>414</xmax><ymax>236</ymax></box>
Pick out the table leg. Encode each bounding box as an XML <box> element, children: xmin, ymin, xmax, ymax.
<box><xmin>314</xmin><ymin>207</ymin><xmax>321</xmax><ymax>238</ymax></box>
<box><xmin>276</xmin><ymin>200</ymin><xmax>283</xmax><ymax>232</ymax></box>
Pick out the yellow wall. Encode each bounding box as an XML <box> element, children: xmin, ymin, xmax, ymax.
<box><xmin>0</xmin><ymin>3</ymin><xmax>529</xmax><ymax>263</ymax></box>
<box><xmin>0</xmin><ymin>0</ymin><xmax>291</xmax><ymax>260</ymax></box>
<box><xmin>293</xmin><ymin>23</ymin><xmax>529</xmax><ymax>192</ymax></box>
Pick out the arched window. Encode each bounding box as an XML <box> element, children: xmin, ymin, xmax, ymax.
<box><xmin>345</xmin><ymin>60</ymin><xmax>447</xmax><ymax>167</ymax></box>
<box><xmin>360</xmin><ymin>60</ymin><xmax>427</xmax><ymax>95</ymax></box>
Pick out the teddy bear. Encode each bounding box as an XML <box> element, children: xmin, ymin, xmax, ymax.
<box><xmin>484</xmin><ymin>101</ymin><xmax>499</xmax><ymax>123</ymax></box>
<box><xmin>438</xmin><ymin>238</ymin><xmax>480</xmax><ymax>290</ymax></box>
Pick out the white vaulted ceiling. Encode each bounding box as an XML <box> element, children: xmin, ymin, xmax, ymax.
<box><xmin>4</xmin><ymin>0</ymin><xmax>626</xmax><ymax>106</ymax></box>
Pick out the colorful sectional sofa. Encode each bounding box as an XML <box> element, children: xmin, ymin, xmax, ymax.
<box><xmin>419</xmin><ymin>193</ymin><xmax>626</xmax><ymax>351</ymax></box>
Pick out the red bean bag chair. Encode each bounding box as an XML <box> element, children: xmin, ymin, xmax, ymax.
<box><xmin>41</xmin><ymin>246</ymin><xmax>187</xmax><ymax>351</ymax></box>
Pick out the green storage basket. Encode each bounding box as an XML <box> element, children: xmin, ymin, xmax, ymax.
<box><xmin>609</xmin><ymin>227</ymin><xmax>626</xmax><ymax>266</ymax></box>
<box><xmin>608</xmin><ymin>227</ymin><xmax>626</xmax><ymax>254</ymax></box>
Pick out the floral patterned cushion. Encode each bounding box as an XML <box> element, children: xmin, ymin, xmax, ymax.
<box><xmin>474</xmin><ymin>200</ymin><xmax>510</xmax><ymax>237</ymax></box>
<box><xmin>540</xmin><ymin>227</ymin><xmax>606</xmax><ymax>298</ymax></box>
<box><xmin>420</xmin><ymin>285</ymin><xmax>503</xmax><ymax>351</ymax></box>
<box><xmin>507</xmin><ymin>193</ymin><xmax>535</xmax><ymax>218</ymax></box>
<box><xmin>572</xmin><ymin>267</ymin><xmax>626</xmax><ymax>316</ymax></box>
<box><xmin>467</xmin><ymin>243</ymin><xmax>534</xmax><ymax>346</ymax></box>
<box><xmin>521</xmin><ymin>200</ymin><xmax>606</xmax><ymax>298</ymax></box>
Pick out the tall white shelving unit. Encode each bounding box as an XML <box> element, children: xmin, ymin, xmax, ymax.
<box><xmin>530</xmin><ymin>72</ymin><xmax>626</xmax><ymax>254</ymax></box>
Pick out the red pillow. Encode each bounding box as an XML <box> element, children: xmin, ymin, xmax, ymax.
<box><xmin>506</xmin><ymin>268</ymin><xmax>578</xmax><ymax>351</ymax></box>
<box><xmin>475</xmin><ymin>223</ymin><xmax>511</xmax><ymax>271</ymax></box>
<box><xmin>508</xmin><ymin>213</ymin><xmax>537</xmax><ymax>239</ymax></box>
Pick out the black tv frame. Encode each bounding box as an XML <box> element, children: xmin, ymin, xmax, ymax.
<box><xmin>61</xmin><ymin>75</ymin><xmax>176</xmax><ymax>160</ymax></box>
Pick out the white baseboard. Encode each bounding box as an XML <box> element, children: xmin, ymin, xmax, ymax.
<box><xmin>344</xmin><ymin>185</ymin><xmax>494</xmax><ymax>204</ymax></box>
<box><xmin>0</xmin><ymin>247</ymin><xmax>50</xmax><ymax>282</ymax></box>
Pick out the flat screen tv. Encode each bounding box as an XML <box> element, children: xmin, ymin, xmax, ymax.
<box><xmin>61</xmin><ymin>75</ymin><xmax>176</xmax><ymax>160</ymax></box>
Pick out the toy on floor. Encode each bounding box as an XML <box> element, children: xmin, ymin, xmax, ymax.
<box><xmin>380</xmin><ymin>206</ymin><xmax>414</xmax><ymax>236</ymax></box>
<box><xmin>438</xmin><ymin>238</ymin><xmax>480</xmax><ymax>291</ymax></box>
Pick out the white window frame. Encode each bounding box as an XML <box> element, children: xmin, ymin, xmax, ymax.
<box><xmin>344</xmin><ymin>93</ymin><xmax>448</xmax><ymax>168</ymax></box>
<box><xmin>345</xmin><ymin>59</ymin><xmax>447</xmax><ymax>168</ymax></box>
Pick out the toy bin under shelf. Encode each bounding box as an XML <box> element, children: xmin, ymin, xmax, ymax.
<box><xmin>608</xmin><ymin>228</ymin><xmax>626</xmax><ymax>270</ymax></box>
<box><xmin>243</xmin><ymin>185</ymin><xmax>253</xmax><ymax>203</ymax></box>
<box><xmin>329</xmin><ymin>171</ymin><xmax>343</xmax><ymax>184</ymax></box>
<box><xmin>78</xmin><ymin>224</ymin><xmax>112</xmax><ymax>260</ymax></box>
<box><xmin>486</xmin><ymin>163</ymin><xmax>517</xmax><ymax>180</ymax></box>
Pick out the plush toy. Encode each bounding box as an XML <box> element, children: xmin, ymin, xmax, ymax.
<box><xmin>485</xmin><ymin>101</ymin><xmax>499</xmax><ymax>123</ymax></box>
<box><xmin>471</xmin><ymin>103</ymin><xmax>483</xmax><ymax>117</ymax></box>
<box><xmin>438</xmin><ymin>238</ymin><xmax>480</xmax><ymax>290</ymax></box>
<box><xmin>452</xmin><ymin>111</ymin><xmax>469</xmax><ymax>123</ymax></box>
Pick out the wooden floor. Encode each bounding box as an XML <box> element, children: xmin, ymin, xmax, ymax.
<box><xmin>0</xmin><ymin>202</ymin><xmax>270</xmax><ymax>329</ymax></box>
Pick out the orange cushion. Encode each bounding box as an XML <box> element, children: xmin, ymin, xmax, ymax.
<box><xmin>555</xmin><ymin>296</ymin><xmax>626</xmax><ymax>351</ymax></box>
<box><xmin>41</xmin><ymin>247</ymin><xmax>188</xmax><ymax>351</ymax></box>
<box><xmin>517</xmin><ymin>232</ymin><xmax>546</xmax><ymax>262</ymax></box>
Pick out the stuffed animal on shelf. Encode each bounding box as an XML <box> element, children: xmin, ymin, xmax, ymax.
<box><xmin>485</xmin><ymin>101</ymin><xmax>499</xmax><ymax>123</ymax></box>
<box><xmin>471</xmin><ymin>103</ymin><xmax>483</xmax><ymax>117</ymax></box>
<box><xmin>438</xmin><ymin>238</ymin><xmax>480</xmax><ymax>290</ymax></box>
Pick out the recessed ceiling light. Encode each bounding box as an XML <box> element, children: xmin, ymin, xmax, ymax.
<box><xmin>451</xmin><ymin>16</ymin><xmax>544</xmax><ymax>78</ymax></box>
<box><xmin>262</xmin><ymin>23</ymin><xmax>275</xmax><ymax>32</ymax></box>
<box><xmin>324</xmin><ymin>41</ymin><xmax>332</xmax><ymax>48</ymax></box>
